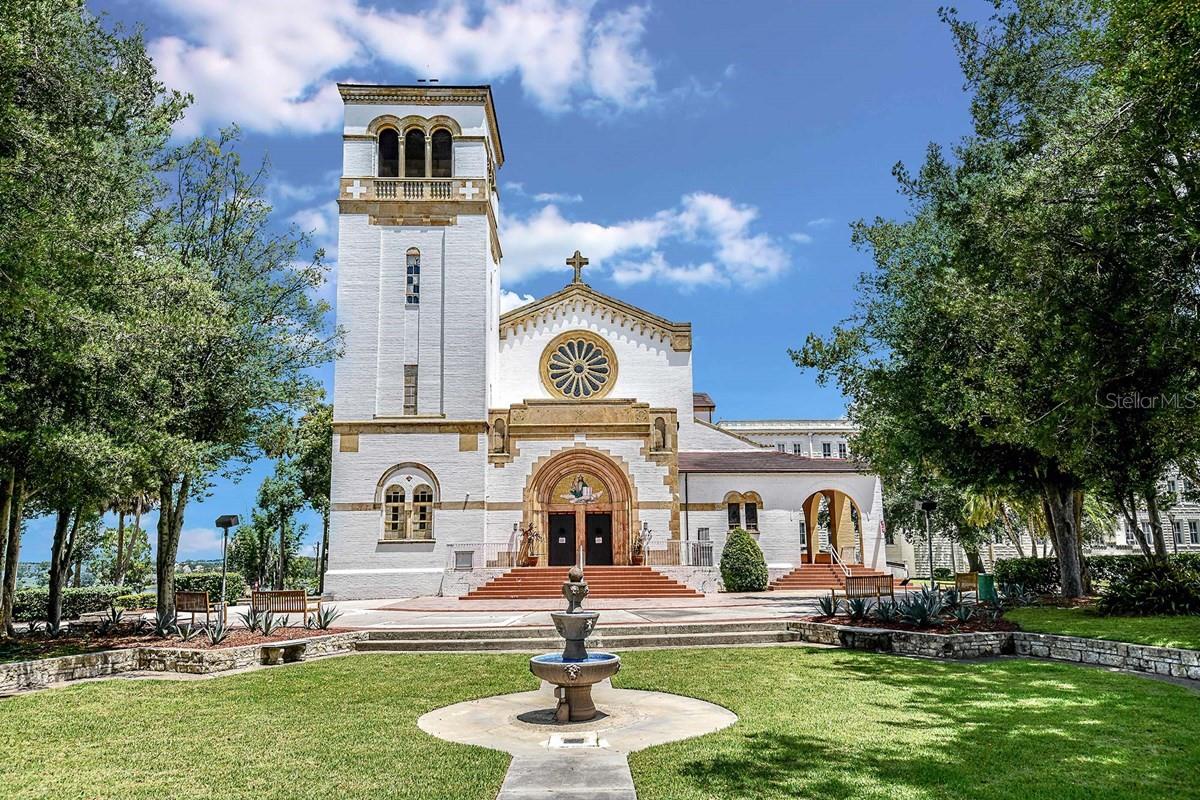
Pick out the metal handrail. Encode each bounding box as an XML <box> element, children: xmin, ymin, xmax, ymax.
<box><xmin>828</xmin><ymin>546</ymin><xmax>852</xmax><ymax>578</ymax></box>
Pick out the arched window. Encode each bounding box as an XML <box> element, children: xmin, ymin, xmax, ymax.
<box><xmin>378</xmin><ymin>129</ymin><xmax>399</xmax><ymax>177</ymax></box>
<box><xmin>383</xmin><ymin>485</ymin><xmax>405</xmax><ymax>540</ymax></box>
<box><xmin>404</xmin><ymin>129</ymin><xmax>426</xmax><ymax>177</ymax></box>
<box><xmin>412</xmin><ymin>485</ymin><xmax>434</xmax><ymax>539</ymax></box>
<box><xmin>652</xmin><ymin>417</ymin><xmax>668</xmax><ymax>451</ymax></box>
<box><xmin>430</xmin><ymin>129</ymin><xmax>453</xmax><ymax>178</ymax></box>
<box><xmin>491</xmin><ymin>419</ymin><xmax>507</xmax><ymax>453</ymax></box>
<box><xmin>406</xmin><ymin>248</ymin><xmax>420</xmax><ymax>306</ymax></box>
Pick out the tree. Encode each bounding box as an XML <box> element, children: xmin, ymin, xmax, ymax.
<box><xmin>256</xmin><ymin>461</ymin><xmax>307</xmax><ymax>590</ymax></box>
<box><xmin>145</xmin><ymin>130</ymin><xmax>340</xmax><ymax>618</ymax></box>
<box><xmin>0</xmin><ymin>0</ymin><xmax>186</xmax><ymax>632</ymax></box>
<box><xmin>294</xmin><ymin>401</ymin><xmax>332</xmax><ymax>592</ymax></box>
<box><xmin>87</xmin><ymin>523</ymin><xmax>152</xmax><ymax>588</ymax></box>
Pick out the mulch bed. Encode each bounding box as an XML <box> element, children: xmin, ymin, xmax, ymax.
<box><xmin>1</xmin><ymin>626</ymin><xmax>353</xmax><ymax>664</ymax></box>
<box><xmin>801</xmin><ymin>615</ymin><xmax>1019</xmax><ymax>634</ymax></box>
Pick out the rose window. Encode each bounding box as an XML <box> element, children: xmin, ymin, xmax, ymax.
<box><xmin>543</xmin><ymin>334</ymin><xmax>616</xmax><ymax>399</ymax></box>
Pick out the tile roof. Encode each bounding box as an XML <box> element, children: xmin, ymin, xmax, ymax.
<box><xmin>692</xmin><ymin>392</ymin><xmax>716</xmax><ymax>409</ymax></box>
<box><xmin>678</xmin><ymin>451</ymin><xmax>868</xmax><ymax>473</ymax></box>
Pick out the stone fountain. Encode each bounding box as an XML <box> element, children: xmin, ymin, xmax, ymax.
<box><xmin>528</xmin><ymin>566</ymin><xmax>622</xmax><ymax>722</ymax></box>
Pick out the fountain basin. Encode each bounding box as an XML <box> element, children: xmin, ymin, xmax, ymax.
<box><xmin>529</xmin><ymin>652</ymin><xmax>622</xmax><ymax>722</ymax></box>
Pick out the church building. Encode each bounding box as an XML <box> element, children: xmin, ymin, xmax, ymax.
<box><xmin>325</xmin><ymin>84</ymin><xmax>900</xmax><ymax>599</ymax></box>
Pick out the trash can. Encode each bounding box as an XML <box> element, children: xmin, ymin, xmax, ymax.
<box><xmin>977</xmin><ymin>573</ymin><xmax>996</xmax><ymax>602</ymax></box>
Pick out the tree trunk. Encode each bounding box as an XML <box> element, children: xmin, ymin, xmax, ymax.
<box><xmin>0</xmin><ymin>469</ymin><xmax>12</xmax><ymax>620</ymax></box>
<box><xmin>129</xmin><ymin>496</ymin><xmax>143</xmax><ymax>585</ymax></box>
<box><xmin>318</xmin><ymin>510</ymin><xmax>329</xmax><ymax>595</ymax></box>
<box><xmin>964</xmin><ymin>547</ymin><xmax>984</xmax><ymax>573</ymax></box>
<box><xmin>1119</xmin><ymin>494</ymin><xmax>1152</xmax><ymax>557</ymax></box>
<box><xmin>1</xmin><ymin>474</ymin><xmax>26</xmax><ymax>636</ymax></box>
<box><xmin>998</xmin><ymin>505</ymin><xmax>1026</xmax><ymax>557</ymax></box>
<box><xmin>47</xmin><ymin>507</ymin><xmax>79</xmax><ymax>630</ymax></box>
<box><xmin>114</xmin><ymin>510</ymin><xmax>126</xmax><ymax>586</ymax></box>
<box><xmin>156</xmin><ymin>473</ymin><xmax>191</xmax><ymax>620</ymax></box>
<box><xmin>1144</xmin><ymin>491</ymin><xmax>1170</xmax><ymax>560</ymax></box>
<box><xmin>1041</xmin><ymin>473</ymin><xmax>1085</xmax><ymax>598</ymax></box>
<box><xmin>277</xmin><ymin>515</ymin><xmax>286</xmax><ymax>590</ymax></box>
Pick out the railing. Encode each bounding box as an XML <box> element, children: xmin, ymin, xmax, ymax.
<box><xmin>342</xmin><ymin>177</ymin><xmax>487</xmax><ymax>203</ymax></box>
<box><xmin>444</xmin><ymin>542</ymin><xmax>518</xmax><ymax>571</ymax></box>
<box><xmin>828</xmin><ymin>546</ymin><xmax>852</xmax><ymax>578</ymax></box>
<box><xmin>643</xmin><ymin>541</ymin><xmax>714</xmax><ymax>567</ymax></box>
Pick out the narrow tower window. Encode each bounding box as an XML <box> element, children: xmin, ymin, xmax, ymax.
<box><xmin>378</xmin><ymin>129</ymin><xmax>399</xmax><ymax>177</ymax></box>
<box><xmin>404</xmin><ymin>365</ymin><xmax>418</xmax><ymax>415</ymax></box>
<box><xmin>383</xmin><ymin>485</ymin><xmax>405</xmax><ymax>539</ymax></box>
<box><xmin>404</xmin><ymin>129</ymin><xmax>426</xmax><ymax>177</ymax></box>
<box><xmin>412</xmin><ymin>485</ymin><xmax>434</xmax><ymax>539</ymax></box>
<box><xmin>406</xmin><ymin>248</ymin><xmax>420</xmax><ymax>305</ymax></box>
<box><xmin>431</xmin><ymin>129</ymin><xmax>453</xmax><ymax>178</ymax></box>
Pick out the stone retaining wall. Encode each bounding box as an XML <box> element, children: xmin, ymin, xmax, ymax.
<box><xmin>790</xmin><ymin>621</ymin><xmax>1013</xmax><ymax>659</ymax></box>
<box><xmin>1013</xmin><ymin>631</ymin><xmax>1200</xmax><ymax>680</ymax></box>
<box><xmin>0</xmin><ymin>631</ymin><xmax>367</xmax><ymax>694</ymax></box>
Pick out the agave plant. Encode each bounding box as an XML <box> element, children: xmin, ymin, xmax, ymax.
<box><xmin>176</xmin><ymin>622</ymin><xmax>202</xmax><ymax>642</ymax></box>
<box><xmin>204</xmin><ymin>618</ymin><xmax>230</xmax><ymax>646</ymax></box>
<box><xmin>154</xmin><ymin>610</ymin><xmax>178</xmax><ymax>638</ymax></box>
<box><xmin>98</xmin><ymin>605</ymin><xmax>125</xmax><ymax>635</ymax></box>
<box><xmin>898</xmin><ymin>595</ymin><xmax>937</xmax><ymax>628</ymax></box>
<box><xmin>817</xmin><ymin>592</ymin><xmax>840</xmax><ymax>618</ymax></box>
<box><xmin>942</xmin><ymin>588</ymin><xmax>961</xmax><ymax>609</ymax></box>
<box><xmin>238</xmin><ymin>608</ymin><xmax>265</xmax><ymax>634</ymax></box>
<box><xmin>846</xmin><ymin>597</ymin><xmax>870</xmax><ymax>622</ymax></box>
<box><xmin>950</xmin><ymin>604</ymin><xmax>975</xmax><ymax>624</ymax></box>
<box><xmin>260</xmin><ymin>611</ymin><xmax>287</xmax><ymax>636</ymax></box>
<box><xmin>873</xmin><ymin>599</ymin><xmax>899</xmax><ymax>623</ymax></box>
<box><xmin>308</xmin><ymin>606</ymin><xmax>343</xmax><ymax>630</ymax></box>
<box><xmin>27</xmin><ymin>620</ymin><xmax>45</xmax><ymax>636</ymax></box>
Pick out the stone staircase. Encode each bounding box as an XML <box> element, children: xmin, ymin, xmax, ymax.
<box><xmin>769</xmin><ymin>562</ymin><xmax>894</xmax><ymax>592</ymax></box>
<box><xmin>461</xmin><ymin>566</ymin><xmax>702</xmax><ymax>600</ymax></box>
<box><xmin>354</xmin><ymin>620</ymin><xmax>798</xmax><ymax>653</ymax></box>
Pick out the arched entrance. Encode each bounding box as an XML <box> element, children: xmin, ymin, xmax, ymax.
<box><xmin>801</xmin><ymin>489</ymin><xmax>864</xmax><ymax>565</ymax></box>
<box><xmin>526</xmin><ymin>448</ymin><xmax>636</xmax><ymax>567</ymax></box>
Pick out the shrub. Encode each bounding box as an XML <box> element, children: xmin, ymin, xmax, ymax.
<box><xmin>719</xmin><ymin>529</ymin><xmax>768</xmax><ymax>592</ymax></box>
<box><xmin>932</xmin><ymin>567</ymin><xmax>953</xmax><ymax>581</ymax></box>
<box><xmin>846</xmin><ymin>597</ymin><xmax>870</xmax><ymax>621</ymax></box>
<box><xmin>873</xmin><ymin>599</ymin><xmax>899</xmax><ymax>623</ymax></box>
<box><xmin>114</xmin><ymin>592</ymin><xmax>156</xmax><ymax>610</ymax></box>
<box><xmin>174</xmin><ymin>572</ymin><xmax>245</xmax><ymax>606</ymax></box>
<box><xmin>307</xmin><ymin>606</ymin><xmax>343</xmax><ymax>630</ymax></box>
<box><xmin>817</xmin><ymin>592</ymin><xmax>840</xmax><ymax>617</ymax></box>
<box><xmin>13</xmin><ymin>586</ymin><xmax>127</xmax><ymax>622</ymax></box>
<box><xmin>1097</xmin><ymin>560</ymin><xmax>1200</xmax><ymax>616</ymax></box>
<box><xmin>993</xmin><ymin>558</ymin><xmax>1061</xmax><ymax>594</ymax></box>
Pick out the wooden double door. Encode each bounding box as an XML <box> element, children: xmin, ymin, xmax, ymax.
<box><xmin>548</xmin><ymin>511</ymin><xmax>614</xmax><ymax>567</ymax></box>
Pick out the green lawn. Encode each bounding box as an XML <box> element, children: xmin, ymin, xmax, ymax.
<box><xmin>1007</xmin><ymin>605</ymin><xmax>1200</xmax><ymax>649</ymax></box>
<box><xmin>1</xmin><ymin>649</ymin><xmax>1198</xmax><ymax>800</ymax></box>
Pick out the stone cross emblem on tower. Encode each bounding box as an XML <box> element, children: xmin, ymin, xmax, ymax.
<box><xmin>566</xmin><ymin>250</ymin><xmax>589</xmax><ymax>284</ymax></box>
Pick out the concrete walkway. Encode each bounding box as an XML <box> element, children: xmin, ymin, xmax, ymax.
<box><xmin>325</xmin><ymin>592</ymin><xmax>822</xmax><ymax>631</ymax></box>
<box><xmin>419</xmin><ymin>679</ymin><xmax>737</xmax><ymax>800</ymax></box>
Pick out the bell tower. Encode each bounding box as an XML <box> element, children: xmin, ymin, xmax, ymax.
<box><xmin>332</xmin><ymin>84</ymin><xmax>504</xmax><ymax>422</ymax></box>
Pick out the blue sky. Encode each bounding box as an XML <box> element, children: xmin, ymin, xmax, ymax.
<box><xmin>23</xmin><ymin>0</ymin><xmax>978</xmax><ymax>563</ymax></box>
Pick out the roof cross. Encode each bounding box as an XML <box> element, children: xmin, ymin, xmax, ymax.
<box><xmin>566</xmin><ymin>250</ymin><xmax>589</xmax><ymax>284</ymax></box>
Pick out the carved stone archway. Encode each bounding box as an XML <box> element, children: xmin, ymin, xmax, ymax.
<box><xmin>524</xmin><ymin>447</ymin><xmax>637</xmax><ymax>566</ymax></box>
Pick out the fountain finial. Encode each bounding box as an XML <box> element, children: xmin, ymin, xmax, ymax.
<box><xmin>563</xmin><ymin>566</ymin><xmax>588</xmax><ymax>614</ymax></box>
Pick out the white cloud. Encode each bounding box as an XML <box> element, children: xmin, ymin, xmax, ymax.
<box><xmin>790</xmin><ymin>232</ymin><xmax>813</xmax><ymax>245</ymax></box>
<box><xmin>177</xmin><ymin>527</ymin><xmax>225</xmax><ymax>558</ymax></box>
<box><xmin>151</xmin><ymin>0</ymin><xmax>660</xmax><ymax>136</ymax></box>
<box><xmin>806</xmin><ymin>217</ymin><xmax>834</xmax><ymax>228</ymax></box>
<box><xmin>500</xmin><ymin>289</ymin><xmax>536</xmax><ymax>312</ymax></box>
<box><xmin>532</xmin><ymin>191</ymin><xmax>583</xmax><ymax>204</ymax></box>
<box><xmin>501</xmin><ymin>192</ymin><xmax>788</xmax><ymax>289</ymax></box>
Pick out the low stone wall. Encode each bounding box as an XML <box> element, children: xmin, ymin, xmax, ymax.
<box><xmin>790</xmin><ymin>621</ymin><xmax>1014</xmax><ymax>659</ymax></box>
<box><xmin>1013</xmin><ymin>632</ymin><xmax>1200</xmax><ymax>680</ymax></box>
<box><xmin>0</xmin><ymin>631</ymin><xmax>367</xmax><ymax>694</ymax></box>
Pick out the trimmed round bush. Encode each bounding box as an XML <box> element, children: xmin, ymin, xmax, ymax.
<box><xmin>1098</xmin><ymin>560</ymin><xmax>1200</xmax><ymax>616</ymax></box>
<box><xmin>174</xmin><ymin>571</ymin><xmax>245</xmax><ymax>606</ymax></box>
<box><xmin>720</xmin><ymin>528</ymin><xmax>768</xmax><ymax>592</ymax></box>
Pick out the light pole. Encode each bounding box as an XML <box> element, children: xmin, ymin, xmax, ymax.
<box><xmin>916</xmin><ymin>498</ymin><xmax>937</xmax><ymax>588</ymax></box>
<box><xmin>215</xmin><ymin>514</ymin><xmax>239</xmax><ymax>614</ymax></box>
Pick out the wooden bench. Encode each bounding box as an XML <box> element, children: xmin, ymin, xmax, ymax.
<box><xmin>176</xmin><ymin>591</ymin><xmax>225</xmax><ymax>626</ymax></box>
<box><xmin>259</xmin><ymin>639</ymin><xmax>309</xmax><ymax>665</ymax></box>
<box><xmin>251</xmin><ymin>589</ymin><xmax>322</xmax><ymax>620</ymax></box>
<box><xmin>955</xmin><ymin>572</ymin><xmax>979</xmax><ymax>597</ymax></box>
<box><xmin>839</xmin><ymin>575</ymin><xmax>894</xmax><ymax>601</ymax></box>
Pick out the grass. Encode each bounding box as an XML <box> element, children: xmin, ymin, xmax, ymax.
<box><xmin>1</xmin><ymin>649</ymin><xmax>1198</xmax><ymax>799</ymax></box>
<box><xmin>619</xmin><ymin>648</ymin><xmax>1200</xmax><ymax>800</ymax></box>
<box><xmin>1006</xmin><ymin>605</ymin><xmax>1200</xmax><ymax>649</ymax></box>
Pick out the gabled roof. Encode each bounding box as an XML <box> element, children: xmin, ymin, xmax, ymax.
<box><xmin>693</xmin><ymin>392</ymin><xmax>716</xmax><ymax>410</ymax></box>
<box><xmin>499</xmin><ymin>281</ymin><xmax>692</xmax><ymax>351</ymax></box>
<box><xmin>679</xmin><ymin>451</ymin><xmax>870</xmax><ymax>474</ymax></box>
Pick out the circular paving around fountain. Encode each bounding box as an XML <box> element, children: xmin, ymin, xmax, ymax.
<box><xmin>419</xmin><ymin>678</ymin><xmax>736</xmax><ymax>755</ymax></box>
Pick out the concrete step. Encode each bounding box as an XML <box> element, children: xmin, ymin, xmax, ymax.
<box><xmin>355</xmin><ymin>628</ymin><xmax>798</xmax><ymax>652</ymax></box>
<box><xmin>365</xmin><ymin>620</ymin><xmax>789</xmax><ymax>641</ymax></box>
<box><xmin>463</xmin><ymin>566</ymin><xmax>701</xmax><ymax>600</ymax></box>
